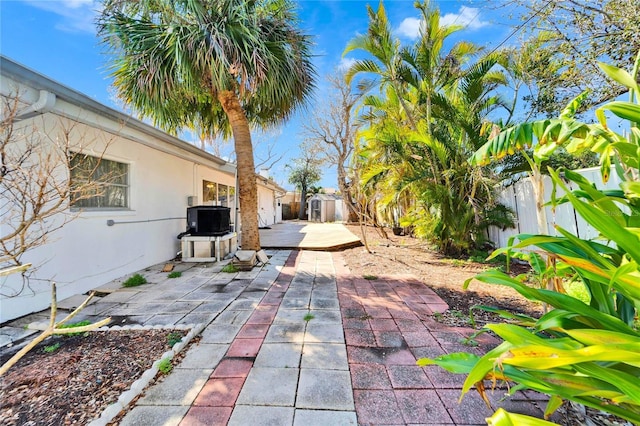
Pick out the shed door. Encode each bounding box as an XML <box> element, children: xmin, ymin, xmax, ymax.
<box><xmin>311</xmin><ymin>199</ymin><xmax>321</xmax><ymax>222</ymax></box>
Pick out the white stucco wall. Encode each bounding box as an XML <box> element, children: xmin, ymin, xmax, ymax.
<box><xmin>257</xmin><ymin>184</ymin><xmax>276</xmax><ymax>227</ymax></box>
<box><xmin>0</xmin><ymin>73</ymin><xmax>236</xmax><ymax>322</ymax></box>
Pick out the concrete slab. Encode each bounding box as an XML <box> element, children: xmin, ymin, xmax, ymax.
<box><xmin>264</xmin><ymin>324</ymin><xmax>305</xmax><ymax>343</ymax></box>
<box><xmin>213</xmin><ymin>309</ymin><xmax>252</xmax><ymax>325</ymax></box>
<box><xmin>301</xmin><ymin>343</ymin><xmax>348</xmax><ymax>370</ymax></box>
<box><xmin>272</xmin><ymin>309</ymin><xmax>309</xmax><ymax>324</ymax></box>
<box><xmin>235</xmin><ymin>367</ymin><xmax>299</xmax><ymax>406</ymax></box>
<box><xmin>137</xmin><ymin>369</ymin><xmax>212</xmax><ymax>406</ymax></box>
<box><xmin>199</xmin><ymin>324</ymin><xmax>242</xmax><ymax>344</ymax></box>
<box><xmin>254</xmin><ymin>343</ymin><xmax>303</xmax><ymax>368</ymax></box>
<box><xmin>177</xmin><ymin>313</ymin><xmax>214</xmax><ymax>326</ymax></box>
<box><xmin>0</xmin><ymin>326</ymin><xmax>38</xmax><ymax>347</ymax></box>
<box><xmin>118</xmin><ymin>405</ymin><xmax>189</xmax><ymax>426</ymax></box>
<box><xmin>293</xmin><ymin>409</ymin><xmax>357</xmax><ymax>426</ymax></box>
<box><xmin>296</xmin><ymin>369</ymin><xmax>354</xmax><ymax>410</ymax></box>
<box><xmin>177</xmin><ymin>343</ymin><xmax>227</xmax><ymax>369</ymax></box>
<box><xmin>259</xmin><ymin>222</ymin><xmax>361</xmax><ymax>250</ymax></box>
<box><xmin>143</xmin><ymin>314</ymin><xmax>186</xmax><ymax>326</ymax></box>
<box><xmin>304</xmin><ymin>322</ymin><xmax>344</xmax><ymax>343</ymax></box>
<box><xmin>228</xmin><ymin>406</ymin><xmax>294</xmax><ymax>426</ymax></box>
<box><xmin>56</xmin><ymin>294</ymin><xmax>98</xmax><ymax>310</ymax></box>
<box><xmin>307</xmin><ymin>309</ymin><xmax>341</xmax><ymax>324</ymax></box>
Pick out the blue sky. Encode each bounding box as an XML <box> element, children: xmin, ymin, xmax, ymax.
<box><xmin>1</xmin><ymin>0</ymin><xmax>518</xmax><ymax>190</ymax></box>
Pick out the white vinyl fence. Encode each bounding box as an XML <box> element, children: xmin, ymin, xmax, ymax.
<box><xmin>487</xmin><ymin>167</ymin><xmax>624</xmax><ymax>248</ymax></box>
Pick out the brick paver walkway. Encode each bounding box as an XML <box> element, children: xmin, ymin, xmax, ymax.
<box><xmin>110</xmin><ymin>249</ymin><xmax>552</xmax><ymax>425</ymax></box>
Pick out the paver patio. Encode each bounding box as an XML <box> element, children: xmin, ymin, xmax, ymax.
<box><xmin>112</xmin><ymin>250</ymin><xmax>554</xmax><ymax>425</ymax></box>
<box><xmin>2</xmin><ymin>246</ymin><xmax>555</xmax><ymax>425</ymax></box>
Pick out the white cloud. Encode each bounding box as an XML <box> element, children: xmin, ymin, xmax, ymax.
<box><xmin>397</xmin><ymin>17</ymin><xmax>421</xmax><ymax>39</ymax></box>
<box><xmin>25</xmin><ymin>0</ymin><xmax>99</xmax><ymax>33</ymax></box>
<box><xmin>397</xmin><ymin>6</ymin><xmax>488</xmax><ymax>39</ymax></box>
<box><xmin>338</xmin><ymin>57</ymin><xmax>356</xmax><ymax>71</ymax></box>
<box><xmin>441</xmin><ymin>6</ymin><xmax>488</xmax><ymax>31</ymax></box>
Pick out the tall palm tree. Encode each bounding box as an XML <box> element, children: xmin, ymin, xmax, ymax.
<box><xmin>346</xmin><ymin>1</ymin><xmax>513</xmax><ymax>254</ymax></box>
<box><xmin>98</xmin><ymin>0</ymin><xmax>315</xmax><ymax>251</ymax></box>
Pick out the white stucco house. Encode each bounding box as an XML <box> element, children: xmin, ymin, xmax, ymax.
<box><xmin>0</xmin><ymin>56</ymin><xmax>282</xmax><ymax>323</ymax></box>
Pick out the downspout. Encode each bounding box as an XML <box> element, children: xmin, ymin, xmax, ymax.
<box><xmin>15</xmin><ymin>90</ymin><xmax>56</xmax><ymax>120</ymax></box>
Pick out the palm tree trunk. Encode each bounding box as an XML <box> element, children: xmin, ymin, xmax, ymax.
<box><xmin>298</xmin><ymin>183</ymin><xmax>307</xmax><ymax>220</ymax></box>
<box><xmin>218</xmin><ymin>90</ymin><xmax>261</xmax><ymax>251</ymax></box>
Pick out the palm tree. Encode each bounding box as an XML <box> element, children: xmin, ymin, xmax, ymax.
<box><xmin>346</xmin><ymin>1</ymin><xmax>512</xmax><ymax>254</ymax></box>
<box><xmin>98</xmin><ymin>0</ymin><xmax>315</xmax><ymax>251</ymax></box>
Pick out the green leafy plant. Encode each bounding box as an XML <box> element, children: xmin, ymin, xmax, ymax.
<box><xmin>43</xmin><ymin>342</ymin><xmax>60</xmax><ymax>353</ymax></box>
<box><xmin>58</xmin><ymin>320</ymin><xmax>92</xmax><ymax>337</ymax></box>
<box><xmin>157</xmin><ymin>357</ymin><xmax>172</xmax><ymax>374</ymax></box>
<box><xmin>363</xmin><ymin>274</ymin><xmax>377</xmax><ymax>280</ymax></box>
<box><xmin>122</xmin><ymin>273</ymin><xmax>147</xmax><ymax>287</ymax></box>
<box><xmin>221</xmin><ymin>263</ymin><xmax>239</xmax><ymax>273</ymax></box>
<box><xmin>303</xmin><ymin>313</ymin><xmax>315</xmax><ymax>322</ymax></box>
<box><xmin>167</xmin><ymin>271</ymin><xmax>181</xmax><ymax>278</ymax></box>
<box><xmin>166</xmin><ymin>332</ymin><xmax>183</xmax><ymax>348</ymax></box>
<box><xmin>420</xmin><ymin>54</ymin><xmax>640</xmax><ymax>425</ymax></box>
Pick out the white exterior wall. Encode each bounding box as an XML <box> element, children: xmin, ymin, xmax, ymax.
<box><xmin>0</xmin><ymin>71</ymin><xmax>236</xmax><ymax>322</ymax></box>
<box><xmin>257</xmin><ymin>184</ymin><xmax>276</xmax><ymax>227</ymax></box>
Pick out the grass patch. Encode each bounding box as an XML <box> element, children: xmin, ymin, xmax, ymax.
<box><xmin>157</xmin><ymin>358</ymin><xmax>173</xmax><ymax>374</ymax></box>
<box><xmin>58</xmin><ymin>320</ymin><xmax>92</xmax><ymax>337</ymax></box>
<box><xmin>167</xmin><ymin>271</ymin><xmax>182</xmax><ymax>278</ymax></box>
<box><xmin>303</xmin><ymin>313</ymin><xmax>315</xmax><ymax>322</ymax></box>
<box><xmin>221</xmin><ymin>263</ymin><xmax>239</xmax><ymax>273</ymax></box>
<box><xmin>166</xmin><ymin>332</ymin><xmax>183</xmax><ymax>348</ymax></box>
<box><xmin>363</xmin><ymin>274</ymin><xmax>377</xmax><ymax>280</ymax></box>
<box><xmin>43</xmin><ymin>342</ymin><xmax>60</xmax><ymax>353</ymax></box>
<box><xmin>122</xmin><ymin>273</ymin><xmax>147</xmax><ymax>288</ymax></box>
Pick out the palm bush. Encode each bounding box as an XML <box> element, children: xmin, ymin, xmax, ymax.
<box><xmin>346</xmin><ymin>2</ymin><xmax>513</xmax><ymax>255</ymax></box>
<box><xmin>419</xmin><ymin>55</ymin><xmax>640</xmax><ymax>424</ymax></box>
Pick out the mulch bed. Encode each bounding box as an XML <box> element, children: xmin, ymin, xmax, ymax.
<box><xmin>0</xmin><ymin>329</ymin><xmax>186</xmax><ymax>425</ymax></box>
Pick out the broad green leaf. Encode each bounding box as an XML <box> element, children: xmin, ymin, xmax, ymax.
<box><xmin>549</xmin><ymin>170</ymin><xmax>640</xmax><ymax>262</ymax></box>
<box><xmin>505</xmin><ymin>345</ymin><xmax>640</xmax><ymax>369</ymax></box>
<box><xmin>565</xmin><ymin>329</ymin><xmax>640</xmax><ymax>345</ymax></box>
<box><xmin>416</xmin><ymin>351</ymin><xmax>480</xmax><ymax>372</ymax></box>
<box><xmin>486</xmin><ymin>408</ymin><xmax>558</xmax><ymax>426</ymax></box>
<box><xmin>544</xmin><ymin>395</ymin><xmax>564</xmax><ymax>419</ymax></box>
<box><xmin>598</xmin><ymin>62</ymin><xmax>640</xmax><ymax>94</ymax></box>
<box><xmin>622</xmin><ymin>181</ymin><xmax>640</xmax><ymax>199</ymax></box>
<box><xmin>599</xmin><ymin>101</ymin><xmax>640</xmax><ymax>124</ymax></box>
<box><xmin>529</xmin><ymin>252</ymin><xmax>546</xmax><ymax>274</ymax></box>
<box><xmin>472</xmin><ymin>269</ymin><xmax>637</xmax><ymax>335</ymax></box>
<box><xmin>573</xmin><ymin>363</ymin><xmax>640</xmax><ymax>404</ymax></box>
<box><xmin>487</xmin><ymin>323</ymin><xmax>581</xmax><ymax>350</ymax></box>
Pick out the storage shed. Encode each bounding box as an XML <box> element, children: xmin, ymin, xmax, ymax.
<box><xmin>308</xmin><ymin>194</ymin><xmax>343</xmax><ymax>223</ymax></box>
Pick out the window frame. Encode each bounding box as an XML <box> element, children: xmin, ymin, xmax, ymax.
<box><xmin>69</xmin><ymin>153</ymin><xmax>131</xmax><ymax>211</ymax></box>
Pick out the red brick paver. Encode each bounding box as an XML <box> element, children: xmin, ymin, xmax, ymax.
<box><xmin>332</xmin><ymin>251</ymin><xmax>549</xmax><ymax>425</ymax></box>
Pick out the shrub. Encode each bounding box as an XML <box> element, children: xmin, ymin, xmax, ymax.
<box><xmin>167</xmin><ymin>271</ymin><xmax>182</xmax><ymax>278</ymax></box>
<box><xmin>122</xmin><ymin>273</ymin><xmax>147</xmax><ymax>287</ymax></box>
<box><xmin>419</xmin><ymin>56</ymin><xmax>640</xmax><ymax>425</ymax></box>
<box><xmin>43</xmin><ymin>342</ymin><xmax>60</xmax><ymax>353</ymax></box>
<box><xmin>166</xmin><ymin>332</ymin><xmax>183</xmax><ymax>347</ymax></box>
<box><xmin>157</xmin><ymin>357</ymin><xmax>172</xmax><ymax>374</ymax></box>
<box><xmin>221</xmin><ymin>263</ymin><xmax>239</xmax><ymax>273</ymax></box>
<box><xmin>58</xmin><ymin>320</ymin><xmax>92</xmax><ymax>337</ymax></box>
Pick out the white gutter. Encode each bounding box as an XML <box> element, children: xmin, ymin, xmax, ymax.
<box><xmin>15</xmin><ymin>90</ymin><xmax>56</xmax><ymax>120</ymax></box>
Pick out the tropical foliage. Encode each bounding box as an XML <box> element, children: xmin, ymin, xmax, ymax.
<box><xmin>99</xmin><ymin>0</ymin><xmax>315</xmax><ymax>251</ymax></box>
<box><xmin>419</xmin><ymin>55</ymin><xmax>640</xmax><ymax>424</ymax></box>
<box><xmin>345</xmin><ymin>1</ymin><xmax>514</xmax><ymax>255</ymax></box>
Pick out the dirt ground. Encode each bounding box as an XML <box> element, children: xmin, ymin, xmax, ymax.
<box><xmin>0</xmin><ymin>329</ymin><xmax>187</xmax><ymax>425</ymax></box>
<box><xmin>342</xmin><ymin>224</ymin><xmax>542</xmax><ymax>328</ymax></box>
